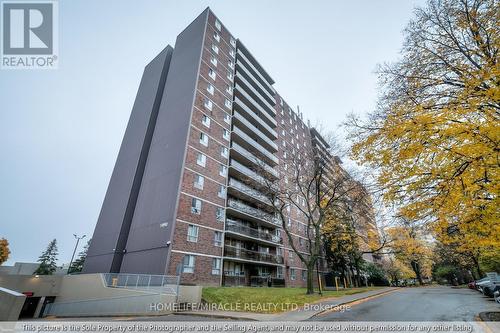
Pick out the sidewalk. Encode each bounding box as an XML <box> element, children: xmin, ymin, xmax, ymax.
<box><xmin>177</xmin><ymin>287</ymin><xmax>399</xmax><ymax>321</ymax></box>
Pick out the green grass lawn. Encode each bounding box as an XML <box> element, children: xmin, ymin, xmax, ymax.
<box><xmin>202</xmin><ymin>286</ymin><xmax>380</xmax><ymax>313</ymax></box>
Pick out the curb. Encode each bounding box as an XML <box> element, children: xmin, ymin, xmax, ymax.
<box><xmin>172</xmin><ymin>311</ymin><xmax>259</xmax><ymax>321</ymax></box>
<box><xmin>308</xmin><ymin>287</ymin><xmax>400</xmax><ymax>320</ymax></box>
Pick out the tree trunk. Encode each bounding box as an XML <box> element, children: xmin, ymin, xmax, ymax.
<box><xmin>306</xmin><ymin>265</ymin><xmax>315</xmax><ymax>294</ymax></box>
<box><xmin>410</xmin><ymin>260</ymin><xmax>423</xmax><ymax>285</ymax></box>
<box><xmin>472</xmin><ymin>255</ymin><xmax>483</xmax><ymax>278</ymax></box>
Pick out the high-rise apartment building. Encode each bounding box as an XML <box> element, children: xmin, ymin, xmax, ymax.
<box><xmin>83</xmin><ymin>8</ymin><xmax>374</xmax><ymax>287</ymax></box>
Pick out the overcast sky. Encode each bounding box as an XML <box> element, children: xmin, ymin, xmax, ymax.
<box><xmin>0</xmin><ymin>0</ymin><xmax>422</xmax><ymax>265</ymax></box>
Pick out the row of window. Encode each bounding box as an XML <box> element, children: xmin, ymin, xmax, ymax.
<box><xmin>182</xmin><ymin>253</ymin><xmax>307</xmax><ymax>281</ymax></box>
<box><xmin>187</xmin><ymin>224</ymin><xmax>223</xmax><ymax>246</ymax></box>
<box><xmin>182</xmin><ymin>255</ymin><xmax>221</xmax><ymax>275</ymax></box>
<box><xmin>190</xmin><ymin>197</ymin><xmax>225</xmax><ymax>221</ymax></box>
<box><xmin>198</xmin><ymin>129</ymin><xmax>230</xmax><ymax>147</ymax></box>
<box><xmin>195</xmin><ymin>152</ymin><xmax>228</xmax><ymax>176</ymax></box>
<box><xmin>213</xmin><ymin>19</ymin><xmax>236</xmax><ymax>48</ymax></box>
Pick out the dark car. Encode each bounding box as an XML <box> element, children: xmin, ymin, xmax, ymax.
<box><xmin>482</xmin><ymin>283</ymin><xmax>500</xmax><ymax>298</ymax></box>
<box><xmin>494</xmin><ymin>290</ymin><xmax>500</xmax><ymax>304</ymax></box>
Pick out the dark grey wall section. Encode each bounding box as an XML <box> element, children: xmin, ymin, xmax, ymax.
<box><xmin>119</xmin><ymin>9</ymin><xmax>209</xmax><ymax>275</ymax></box>
<box><xmin>83</xmin><ymin>46</ymin><xmax>174</xmax><ymax>274</ymax></box>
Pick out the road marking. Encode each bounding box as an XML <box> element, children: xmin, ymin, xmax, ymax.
<box><xmin>316</xmin><ymin>288</ymin><xmax>402</xmax><ymax>317</ymax></box>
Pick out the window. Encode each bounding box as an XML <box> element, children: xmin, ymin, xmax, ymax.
<box><xmin>202</xmin><ymin>114</ymin><xmax>211</xmax><ymax>128</ymax></box>
<box><xmin>215</xmin><ymin>20</ymin><xmax>221</xmax><ymax>31</ymax></box>
<box><xmin>219</xmin><ymin>165</ymin><xmax>228</xmax><ymax>177</ymax></box>
<box><xmin>277</xmin><ymin>266</ymin><xmax>284</xmax><ymax>279</ymax></box>
<box><xmin>280</xmin><ymin>98</ymin><xmax>284</xmax><ymax>106</ymax></box>
<box><xmin>227</xmin><ymin>71</ymin><xmax>233</xmax><ymax>81</ymax></box>
<box><xmin>281</xmin><ymin>129</ymin><xmax>285</xmax><ymax>136</ymax></box>
<box><xmin>194</xmin><ymin>174</ymin><xmax>204</xmax><ymax>190</ymax></box>
<box><xmin>211</xmin><ymin>44</ymin><xmax>219</xmax><ymax>54</ymax></box>
<box><xmin>214</xmin><ymin>231</ymin><xmax>223</xmax><ymax>247</ymax></box>
<box><xmin>212</xmin><ymin>258</ymin><xmax>221</xmax><ymax>275</ymax></box>
<box><xmin>199</xmin><ymin>132</ymin><xmax>208</xmax><ymax>146</ymax></box>
<box><xmin>221</xmin><ymin>146</ymin><xmax>229</xmax><ymax>158</ymax></box>
<box><xmin>207</xmin><ymin>83</ymin><xmax>214</xmax><ymax>95</ymax></box>
<box><xmin>229</xmin><ymin>49</ymin><xmax>235</xmax><ymax>58</ymax></box>
<box><xmin>213</xmin><ymin>32</ymin><xmax>220</xmax><ymax>42</ymax></box>
<box><xmin>210</xmin><ymin>55</ymin><xmax>218</xmax><ymax>66</ymax></box>
<box><xmin>226</xmin><ymin>84</ymin><xmax>233</xmax><ymax>95</ymax></box>
<box><xmin>228</xmin><ymin>60</ymin><xmax>234</xmax><ymax>69</ymax></box>
<box><xmin>223</xmin><ymin>113</ymin><xmax>231</xmax><ymax>124</ymax></box>
<box><xmin>230</xmin><ymin>37</ymin><xmax>236</xmax><ymax>47</ymax></box>
<box><xmin>290</xmin><ymin>268</ymin><xmax>296</xmax><ymax>280</ymax></box>
<box><xmin>224</xmin><ymin>99</ymin><xmax>232</xmax><ymax>109</ymax></box>
<box><xmin>204</xmin><ymin>98</ymin><xmax>213</xmax><ymax>111</ymax></box>
<box><xmin>288</xmin><ymin>250</ymin><xmax>294</xmax><ymax>262</ymax></box>
<box><xmin>208</xmin><ymin>68</ymin><xmax>216</xmax><ymax>80</ymax></box>
<box><xmin>183</xmin><ymin>255</ymin><xmax>195</xmax><ymax>273</ymax></box>
<box><xmin>299</xmin><ymin>238</ymin><xmax>304</xmax><ymax>246</ymax></box>
<box><xmin>216</xmin><ymin>207</ymin><xmax>224</xmax><ymax>222</ymax></box>
<box><xmin>191</xmin><ymin>199</ymin><xmax>202</xmax><ymax>215</ymax></box>
<box><xmin>218</xmin><ymin>185</ymin><xmax>226</xmax><ymax>199</ymax></box>
<box><xmin>223</xmin><ymin>129</ymin><xmax>230</xmax><ymax>141</ymax></box>
<box><xmin>196</xmin><ymin>153</ymin><xmax>206</xmax><ymax>167</ymax></box>
<box><xmin>302</xmin><ymin>270</ymin><xmax>307</xmax><ymax>281</ymax></box>
<box><xmin>187</xmin><ymin>224</ymin><xmax>199</xmax><ymax>242</ymax></box>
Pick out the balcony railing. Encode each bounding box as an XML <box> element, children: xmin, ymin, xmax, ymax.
<box><xmin>228</xmin><ymin>178</ymin><xmax>272</xmax><ymax>206</ymax></box>
<box><xmin>227</xmin><ymin>198</ymin><xmax>280</xmax><ymax>226</ymax></box>
<box><xmin>232</xmin><ymin>126</ymin><xmax>278</xmax><ymax>165</ymax></box>
<box><xmin>236</xmin><ymin>61</ymin><xmax>275</xmax><ymax>105</ymax></box>
<box><xmin>236</xmin><ymin>48</ymin><xmax>275</xmax><ymax>96</ymax></box>
<box><xmin>236</xmin><ymin>72</ymin><xmax>276</xmax><ymax>115</ymax></box>
<box><xmin>233</xmin><ymin>111</ymin><xmax>278</xmax><ymax>152</ymax></box>
<box><xmin>234</xmin><ymin>96</ymin><xmax>277</xmax><ymax>137</ymax></box>
<box><xmin>231</xmin><ymin>142</ymin><xmax>279</xmax><ymax>177</ymax></box>
<box><xmin>226</xmin><ymin>219</ymin><xmax>282</xmax><ymax>244</ymax></box>
<box><xmin>235</xmin><ymin>83</ymin><xmax>276</xmax><ymax>126</ymax></box>
<box><xmin>230</xmin><ymin>159</ymin><xmax>266</xmax><ymax>184</ymax></box>
<box><xmin>224</xmin><ymin>245</ymin><xmax>284</xmax><ymax>265</ymax></box>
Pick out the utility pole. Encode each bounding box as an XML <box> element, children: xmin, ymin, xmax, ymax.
<box><xmin>68</xmin><ymin>234</ymin><xmax>86</xmax><ymax>274</ymax></box>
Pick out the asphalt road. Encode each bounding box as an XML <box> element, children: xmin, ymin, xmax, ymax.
<box><xmin>314</xmin><ymin>286</ymin><xmax>499</xmax><ymax>321</ymax></box>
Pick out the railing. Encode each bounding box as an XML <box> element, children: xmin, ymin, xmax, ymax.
<box><xmin>236</xmin><ymin>60</ymin><xmax>275</xmax><ymax>104</ymax></box>
<box><xmin>236</xmin><ymin>48</ymin><xmax>275</xmax><ymax>96</ymax></box>
<box><xmin>236</xmin><ymin>71</ymin><xmax>276</xmax><ymax>114</ymax></box>
<box><xmin>233</xmin><ymin>111</ymin><xmax>278</xmax><ymax>151</ymax></box>
<box><xmin>227</xmin><ymin>199</ymin><xmax>280</xmax><ymax>226</ymax></box>
<box><xmin>223</xmin><ymin>273</ymin><xmax>246</xmax><ymax>287</ymax></box>
<box><xmin>228</xmin><ymin>178</ymin><xmax>271</xmax><ymax>206</ymax></box>
<box><xmin>231</xmin><ymin>142</ymin><xmax>278</xmax><ymax>176</ymax></box>
<box><xmin>224</xmin><ymin>245</ymin><xmax>284</xmax><ymax>264</ymax></box>
<box><xmin>102</xmin><ymin>273</ymin><xmax>179</xmax><ymax>295</ymax></box>
<box><xmin>230</xmin><ymin>159</ymin><xmax>266</xmax><ymax>185</ymax></box>
<box><xmin>232</xmin><ymin>126</ymin><xmax>278</xmax><ymax>164</ymax></box>
<box><xmin>235</xmin><ymin>83</ymin><xmax>276</xmax><ymax>125</ymax></box>
<box><xmin>234</xmin><ymin>96</ymin><xmax>277</xmax><ymax>136</ymax></box>
<box><xmin>226</xmin><ymin>218</ymin><xmax>282</xmax><ymax>244</ymax></box>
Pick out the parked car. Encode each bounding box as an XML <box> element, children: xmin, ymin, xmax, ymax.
<box><xmin>494</xmin><ymin>290</ymin><xmax>500</xmax><ymax>304</ymax></box>
<box><xmin>475</xmin><ymin>277</ymin><xmax>490</xmax><ymax>292</ymax></box>
<box><xmin>482</xmin><ymin>282</ymin><xmax>500</xmax><ymax>298</ymax></box>
<box><xmin>468</xmin><ymin>281</ymin><xmax>476</xmax><ymax>289</ymax></box>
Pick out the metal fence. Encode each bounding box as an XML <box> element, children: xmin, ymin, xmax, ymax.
<box><xmin>102</xmin><ymin>273</ymin><xmax>180</xmax><ymax>295</ymax></box>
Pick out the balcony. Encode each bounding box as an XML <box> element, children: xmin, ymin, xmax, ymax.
<box><xmin>233</xmin><ymin>111</ymin><xmax>278</xmax><ymax>152</ymax></box>
<box><xmin>235</xmin><ymin>84</ymin><xmax>276</xmax><ymax>127</ymax></box>
<box><xmin>229</xmin><ymin>159</ymin><xmax>266</xmax><ymax>185</ymax></box>
<box><xmin>224</xmin><ymin>245</ymin><xmax>284</xmax><ymax>265</ymax></box>
<box><xmin>228</xmin><ymin>178</ymin><xmax>273</xmax><ymax>209</ymax></box>
<box><xmin>232</xmin><ymin>126</ymin><xmax>278</xmax><ymax>166</ymax></box>
<box><xmin>235</xmin><ymin>60</ymin><xmax>275</xmax><ymax>105</ymax></box>
<box><xmin>236</xmin><ymin>47</ymin><xmax>275</xmax><ymax>96</ymax></box>
<box><xmin>235</xmin><ymin>71</ymin><xmax>276</xmax><ymax>115</ymax></box>
<box><xmin>234</xmin><ymin>96</ymin><xmax>277</xmax><ymax>137</ymax></box>
<box><xmin>231</xmin><ymin>142</ymin><xmax>278</xmax><ymax>177</ymax></box>
<box><xmin>225</xmin><ymin>219</ymin><xmax>282</xmax><ymax>245</ymax></box>
<box><xmin>226</xmin><ymin>198</ymin><xmax>280</xmax><ymax>228</ymax></box>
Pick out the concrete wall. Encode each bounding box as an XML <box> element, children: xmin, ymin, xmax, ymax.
<box><xmin>83</xmin><ymin>46</ymin><xmax>174</xmax><ymax>274</ymax></box>
<box><xmin>0</xmin><ymin>287</ymin><xmax>26</xmax><ymax>321</ymax></box>
<box><xmin>0</xmin><ymin>274</ymin><xmax>62</xmax><ymax>296</ymax></box>
<box><xmin>119</xmin><ymin>9</ymin><xmax>210</xmax><ymax>275</ymax></box>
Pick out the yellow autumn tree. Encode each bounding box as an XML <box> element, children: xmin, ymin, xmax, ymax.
<box><xmin>0</xmin><ymin>238</ymin><xmax>10</xmax><ymax>265</ymax></box>
<box><xmin>346</xmin><ymin>0</ymin><xmax>499</xmax><ymax>272</ymax></box>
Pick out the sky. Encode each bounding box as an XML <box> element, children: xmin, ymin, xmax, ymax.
<box><xmin>0</xmin><ymin>0</ymin><xmax>423</xmax><ymax>265</ymax></box>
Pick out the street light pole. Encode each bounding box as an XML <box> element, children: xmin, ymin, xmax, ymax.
<box><xmin>68</xmin><ymin>234</ymin><xmax>86</xmax><ymax>274</ymax></box>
